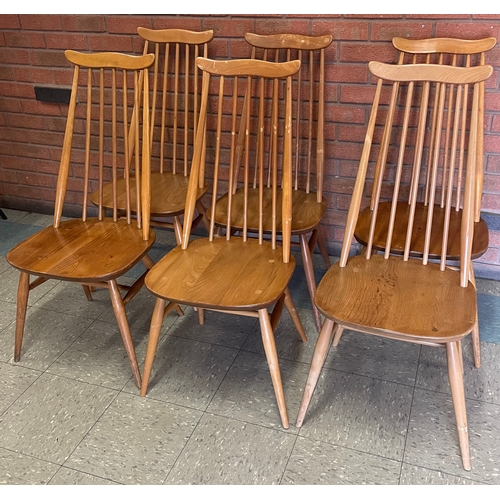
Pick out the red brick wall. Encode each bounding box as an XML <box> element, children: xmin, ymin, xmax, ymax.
<box><xmin>1</xmin><ymin>14</ymin><xmax>500</xmax><ymax>275</ymax></box>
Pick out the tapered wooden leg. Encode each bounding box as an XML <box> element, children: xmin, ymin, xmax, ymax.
<box><xmin>258</xmin><ymin>308</ymin><xmax>289</xmax><ymax>429</ymax></box>
<box><xmin>471</xmin><ymin>319</ymin><xmax>481</xmax><ymax>368</ymax></box>
<box><xmin>283</xmin><ymin>287</ymin><xmax>307</xmax><ymax>342</ymax></box>
<box><xmin>140</xmin><ymin>297</ymin><xmax>166</xmax><ymax>396</ymax></box>
<box><xmin>314</xmin><ymin>227</ymin><xmax>331</xmax><ymax>269</ymax></box>
<box><xmin>332</xmin><ymin>324</ymin><xmax>344</xmax><ymax>347</ymax></box>
<box><xmin>108</xmin><ymin>279</ymin><xmax>141</xmax><ymax>389</ymax></box>
<box><xmin>468</xmin><ymin>262</ymin><xmax>480</xmax><ymax>368</ymax></box>
<box><xmin>270</xmin><ymin>293</ymin><xmax>286</xmax><ymax>332</ymax></box>
<box><xmin>446</xmin><ymin>341</ymin><xmax>471</xmax><ymax>471</ymax></box>
<box><xmin>197</xmin><ymin>308</ymin><xmax>205</xmax><ymax>325</ymax></box>
<box><xmin>173</xmin><ymin>216</ymin><xmax>183</xmax><ymax>246</ymax></box>
<box><xmin>14</xmin><ymin>271</ymin><xmax>30</xmax><ymax>362</ymax></box>
<box><xmin>300</xmin><ymin>233</ymin><xmax>322</xmax><ymax>333</ymax></box>
<box><xmin>296</xmin><ymin>318</ymin><xmax>335</xmax><ymax>428</ymax></box>
<box><xmin>82</xmin><ymin>285</ymin><xmax>93</xmax><ymax>301</ymax></box>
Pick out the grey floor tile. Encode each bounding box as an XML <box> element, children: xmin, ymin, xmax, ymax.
<box><xmin>49</xmin><ymin>467</ymin><xmax>121</xmax><ymax>485</ymax></box>
<box><xmin>127</xmin><ymin>334</ymin><xmax>239</xmax><ymax>411</ymax></box>
<box><xmin>416</xmin><ymin>342</ymin><xmax>500</xmax><ymax>405</ymax></box>
<box><xmin>13</xmin><ymin>212</ymin><xmax>60</xmax><ymax>227</ymax></box>
<box><xmin>282</xmin><ymin>436</ymin><xmax>401</xmax><ymax>485</ymax></box>
<box><xmin>165</xmin><ymin>412</ymin><xmax>296</xmax><ymax>485</ymax></box>
<box><xmin>296</xmin><ymin>369</ymin><xmax>412</xmax><ymax>461</ymax></box>
<box><xmin>0</xmin><ymin>209</ymin><xmax>30</xmax><ymax>223</ymax></box>
<box><xmin>32</xmin><ymin>280</ymin><xmax>115</xmax><ymax>319</ymax></box>
<box><xmin>477</xmin><ymin>294</ymin><xmax>500</xmax><ymax>343</ymax></box>
<box><xmin>97</xmin><ymin>285</ymin><xmax>179</xmax><ymax>333</ymax></box>
<box><xmin>0</xmin><ymin>221</ymin><xmax>42</xmax><ymax>257</ymax></box>
<box><xmin>324</xmin><ymin>330</ymin><xmax>421</xmax><ymax>386</ymax></box>
<box><xmin>476</xmin><ymin>278</ymin><xmax>500</xmax><ymax>297</ymax></box>
<box><xmin>0</xmin><ymin>265</ymin><xmax>59</xmax><ymax>305</ymax></box>
<box><xmin>47</xmin><ymin>320</ymin><xmax>149</xmax><ymax>391</ymax></box>
<box><xmin>399</xmin><ymin>463</ymin><xmax>483</xmax><ymax>485</ymax></box>
<box><xmin>0</xmin><ymin>306</ymin><xmax>94</xmax><ymax>369</ymax></box>
<box><xmin>0</xmin><ymin>300</ymin><xmax>16</xmax><ymax>333</ymax></box>
<box><xmin>66</xmin><ymin>392</ymin><xmax>202</xmax><ymax>485</ymax></box>
<box><xmin>0</xmin><ymin>361</ymin><xmax>41</xmax><ymax>415</ymax></box>
<box><xmin>405</xmin><ymin>388</ymin><xmax>500</xmax><ymax>484</ymax></box>
<box><xmin>242</xmin><ymin>306</ymin><xmax>318</xmax><ymax>364</ymax></box>
<box><xmin>166</xmin><ymin>308</ymin><xmax>257</xmax><ymax>349</ymax></box>
<box><xmin>207</xmin><ymin>350</ymin><xmax>310</xmax><ymax>432</ymax></box>
<box><xmin>0</xmin><ymin>373</ymin><xmax>117</xmax><ymax>464</ymax></box>
<box><xmin>0</xmin><ymin>256</ymin><xmax>10</xmax><ymax>274</ymax></box>
<box><xmin>0</xmin><ymin>448</ymin><xmax>59</xmax><ymax>485</ymax></box>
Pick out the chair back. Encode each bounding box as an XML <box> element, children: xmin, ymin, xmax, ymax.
<box><xmin>54</xmin><ymin>50</ymin><xmax>154</xmax><ymax>240</ymax></box>
<box><xmin>342</xmin><ymin>62</ymin><xmax>493</xmax><ymax>286</ymax></box>
<box><xmin>138</xmin><ymin>27</ymin><xmax>214</xmax><ymax>177</ymax></box>
<box><xmin>182</xmin><ymin>57</ymin><xmax>301</xmax><ymax>263</ymax></box>
<box><xmin>243</xmin><ymin>33</ymin><xmax>332</xmax><ymax>202</ymax></box>
<box><xmin>392</xmin><ymin>36</ymin><xmax>496</xmax><ymax>220</ymax></box>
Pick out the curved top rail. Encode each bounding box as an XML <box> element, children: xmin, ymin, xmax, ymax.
<box><xmin>137</xmin><ymin>27</ymin><xmax>214</xmax><ymax>44</ymax></box>
<box><xmin>392</xmin><ymin>36</ymin><xmax>497</xmax><ymax>55</ymax></box>
<box><xmin>245</xmin><ymin>32</ymin><xmax>333</xmax><ymax>51</ymax></box>
<box><xmin>65</xmin><ymin>50</ymin><xmax>155</xmax><ymax>70</ymax></box>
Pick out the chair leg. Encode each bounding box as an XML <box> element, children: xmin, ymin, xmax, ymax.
<box><xmin>468</xmin><ymin>261</ymin><xmax>481</xmax><ymax>368</ymax></box>
<box><xmin>446</xmin><ymin>341</ymin><xmax>471</xmax><ymax>471</ymax></box>
<box><xmin>332</xmin><ymin>324</ymin><xmax>344</xmax><ymax>347</ymax></box>
<box><xmin>296</xmin><ymin>318</ymin><xmax>335</xmax><ymax>428</ymax></box>
<box><xmin>315</xmin><ymin>226</ymin><xmax>331</xmax><ymax>269</ymax></box>
<box><xmin>283</xmin><ymin>287</ymin><xmax>308</xmax><ymax>342</ymax></box>
<box><xmin>258</xmin><ymin>308</ymin><xmax>289</xmax><ymax>429</ymax></box>
<box><xmin>82</xmin><ymin>285</ymin><xmax>93</xmax><ymax>301</ymax></box>
<box><xmin>108</xmin><ymin>279</ymin><xmax>141</xmax><ymax>389</ymax></box>
<box><xmin>140</xmin><ymin>297</ymin><xmax>166</xmax><ymax>396</ymax></box>
<box><xmin>14</xmin><ymin>271</ymin><xmax>30</xmax><ymax>362</ymax></box>
<box><xmin>300</xmin><ymin>233</ymin><xmax>323</xmax><ymax>333</ymax></box>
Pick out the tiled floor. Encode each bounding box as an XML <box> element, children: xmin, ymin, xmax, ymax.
<box><xmin>1</xmin><ymin>207</ymin><xmax>500</xmax><ymax>485</ymax></box>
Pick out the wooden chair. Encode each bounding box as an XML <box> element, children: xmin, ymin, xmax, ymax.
<box><xmin>6</xmin><ymin>50</ymin><xmax>156</xmax><ymax>388</ymax></box>
<box><xmin>296</xmin><ymin>61</ymin><xmax>494</xmax><ymax>471</ymax></box>
<box><xmin>89</xmin><ymin>27</ymin><xmax>213</xmax><ymax>244</ymax></box>
<box><xmin>353</xmin><ymin>37</ymin><xmax>496</xmax><ymax>367</ymax></box>
<box><xmin>140</xmin><ymin>56</ymin><xmax>308</xmax><ymax>429</ymax></box>
<box><xmin>210</xmin><ymin>32</ymin><xmax>333</xmax><ymax>332</ymax></box>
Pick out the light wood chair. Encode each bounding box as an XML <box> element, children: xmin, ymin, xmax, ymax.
<box><xmin>210</xmin><ymin>32</ymin><xmax>333</xmax><ymax>332</ymax></box>
<box><xmin>296</xmin><ymin>61</ymin><xmax>494</xmax><ymax>471</ymax></box>
<box><xmin>89</xmin><ymin>27</ymin><xmax>213</xmax><ymax>244</ymax></box>
<box><xmin>6</xmin><ymin>50</ymin><xmax>155</xmax><ymax>388</ymax></box>
<box><xmin>353</xmin><ymin>37</ymin><xmax>496</xmax><ymax>367</ymax></box>
<box><xmin>140</xmin><ymin>56</ymin><xmax>308</xmax><ymax>429</ymax></box>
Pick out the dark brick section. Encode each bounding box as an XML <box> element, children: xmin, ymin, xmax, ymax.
<box><xmin>0</xmin><ymin>14</ymin><xmax>499</xmax><ymax>278</ymax></box>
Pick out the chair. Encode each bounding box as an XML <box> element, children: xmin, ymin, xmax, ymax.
<box><xmin>89</xmin><ymin>27</ymin><xmax>213</xmax><ymax>244</ymax></box>
<box><xmin>353</xmin><ymin>36</ymin><xmax>496</xmax><ymax>367</ymax></box>
<box><xmin>140</xmin><ymin>56</ymin><xmax>308</xmax><ymax>429</ymax></box>
<box><xmin>6</xmin><ymin>50</ymin><xmax>155</xmax><ymax>388</ymax></box>
<box><xmin>210</xmin><ymin>32</ymin><xmax>333</xmax><ymax>332</ymax></box>
<box><xmin>296</xmin><ymin>61</ymin><xmax>494</xmax><ymax>471</ymax></box>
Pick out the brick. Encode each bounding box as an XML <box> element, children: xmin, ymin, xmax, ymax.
<box><xmin>4</xmin><ymin>31</ymin><xmax>46</xmax><ymax>48</ymax></box>
<box><xmin>0</xmin><ymin>81</ymin><xmax>35</xmax><ymax>99</ymax></box>
<box><xmin>30</xmin><ymin>50</ymin><xmax>70</xmax><ymax>68</ymax></box>
<box><xmin>435</xmin><ymin>22</ymin><xmax>500</xmax><ymax>39</ymax></box>
<box><xmin>19</xmin><ymin>14</ymin><xmax>62</xmax><ymax>31</ymax></box>
<box><xmin>255</xmin><ymin>18</ymin><xmax>311</xmax><ymax>36</ymax></box>
<box><xmin>106</xmin><ymin>15</ymin><xmax>152</xmax><ymax>34</ymax></box>
<box><xmin>0</xmin><ymin>14</ymin><xmax>20</xmax><ymax>29</ymax></box>
<box><xmin>0</xmin><ymin>47</ymin><xmax>30</xmax><ymax>65</ymax></box>
<box><xmin>312</xmin><ymin>20</ymin><xmax>369</xmax><ymax>41</ymax></box>
<box><xmin>153</xmin><ymin>15</ymin><xmax>202</xmax><ymax>32</ymax></box>
<box><xmin>61</xmin><ymin>15</ymin><xmax>106</xmax><ymax>32</ymax></box>
<box><xmin>45</xmin><ymin>33</ymin><xmax>89</xmax><ymax>51</ymax></box>
<box><xmin>204</xmin><ymin>18</ymin><xmax>256</xmax><ymax>38</ymax></box>
<box><xmin>371</xmin><ymin>22</ymin><xmax>434</xmax><ymax>41</ymax></box>
<box><xmin>13</xmin><ymin>66</ymin><xmax>55</xmax><ymax>84</ymax></box>
<box><xmin>88</xmin><ymin>34</ymin><xmax>134</xmax><ymax>53</ymax></box>
<box><xmin>339</xmin><ymin>42</ymin><xmax>395</xmax><ymax>63</ymax></box>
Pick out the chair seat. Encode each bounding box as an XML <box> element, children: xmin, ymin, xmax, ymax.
<box><xmin>89</xmin><ymin>171</ymin><xmax>208</xmax><ymax>217</ymax></box>
<box><xmin>145</xmin><ymin>237</ymin><xmax>296</xmax><ymax>310</ymax></box>
<box><xmin>211</xmin><ymin>187</ymin><xmax>326</xmax><ymax>234</ymax></box>
<box><xmin>7</xmin><ymin>218</ymin><xmax>155</xmax><ymax>281</ymax></box>
<box><xmin>315</xmin><ymin>254</ymin><xmax>476</xmax><ymax>343</ymax></box>
<box><xmin>355</xmin><ymin>201</ymin><xmax>489</xmax><ymax>259</ymax></box>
